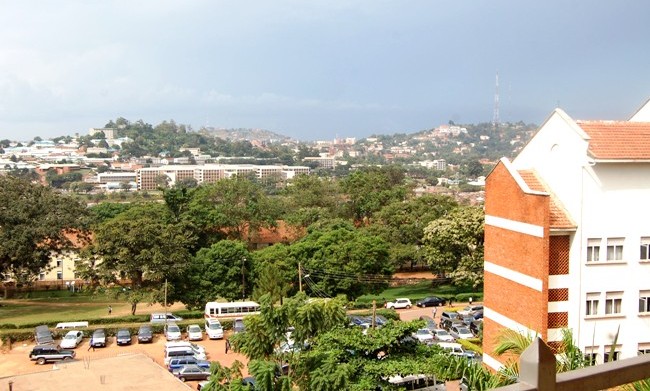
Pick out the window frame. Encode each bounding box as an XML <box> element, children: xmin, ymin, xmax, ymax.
<box><xmin>586</xmin><ymin>293</ymin><xmax>600</xmax><ymax>316</ymax></box>
<box><xmin>641</xmin><ymin>237</ymin><xmax>650</xmax><ymax>261</ymax></box>
<box><xmin>605</xmin><ymin>292</ymin><xmax>623</xmax><ymax>315</ymax></box>
<box><xmin>606</xmin><ymin>238</ymin><xmax>624</xmax><ymax>261</ymax></box>
<box><xmin>586</xmin><ymin>238</ymin><xmax>601</xmax><ymax>263</ymax></box>
<box><xmin>639</xmin><ymin>291</ymin><xmax>650</xmax><ymax>314</ymax></box>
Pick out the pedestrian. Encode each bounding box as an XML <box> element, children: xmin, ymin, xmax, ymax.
<box><xmin>225</xmin><ymin>338</ymin><xmax>231</xmax><ymax>354</ymax></box>
<box><xmin>469</xmin><ymin>297</ymin><xmax>473</xmax><ymax>305</ymax></box>
<box><xmin>433</xmin><ymin>307</ymin><xmax>438</xmax><ymax>318</ymax></box>
<box><xmin>88</xmin><ymin>338</ymin><xmax>95</xmax><ymax>351</ymax></box>
<box><xmin>108</xmin><ymin>305</ymin><xmax>112</xmax><ymax>315</ymax></box>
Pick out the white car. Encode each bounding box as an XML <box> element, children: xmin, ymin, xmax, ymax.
<box><xmin>432</xmin><ymin>328</ymin><xmax>455</xmax><ymax>342</ymax></box>
<box><xmin>385</xmin><ymin>298</ymin><xmax>412</xmax><ymax>309</ymax></box>
<box><xmin>412</xmin><ymin>328</ymin><xmax>434</xmax><ymax>344</ymax></box>
<box><xmin>205</xmin><ymin>319</ymin><xmax>224</xmax><ymax>339</ymax></box>
<box><xmin>165</xmin><ymin>323</ymin><xmax>182</xmax><ymax>341</ymax></box>
<box><xmin>449</xmin><ymin>325</ymin><xmax>474</xmax><ymax>340</ymax></box>
<box><xmin>60</xmin><ymin>330</ymin><xmax>83</xmax><ymax>349</ymax></box>
<box><xmin>166</xmin><ymin>341</ymin><xmax>208</xmax><ymax>359</ymax></box>
<box><xmin>187</xmin><ymin>324</ymin><xmax>203</xmax><ymax>341</ymax></box>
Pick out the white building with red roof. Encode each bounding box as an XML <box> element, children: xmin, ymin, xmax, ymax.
<box><xmin>483</xmin><ymin>100</ymin><xmax>650</xmax><ymax>370</ymax></box>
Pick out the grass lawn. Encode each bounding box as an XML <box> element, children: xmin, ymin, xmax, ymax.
<box><xmin>355</xmin><ymin>281</ymin><xmax>481</xmax><ymax>304</ymax></box>
<box><xmin>0</xmin><ymin>290</ymin><xmax>184</xmax><ymax>326</ymax></box>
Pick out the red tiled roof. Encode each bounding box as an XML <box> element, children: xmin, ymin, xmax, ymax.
<box><xmin>577</xmin><ymin>121</ymin><xmax>650</xmax><ymax>160</ymax></box>
<box><xmin>518</xmin><ymin>170</ymin><xmax>576</xmax><ymax>230</ymax></box>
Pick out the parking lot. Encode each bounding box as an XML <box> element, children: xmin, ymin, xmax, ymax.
<box><xmin>0</xmin><ymin>330</ymin><xmax>249</xmax><ymax>389</ymax></box>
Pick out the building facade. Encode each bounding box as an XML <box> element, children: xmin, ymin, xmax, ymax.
<box><xmin>484</xmin><ymin>101</ymin><xmax>650</xmax><ymax>370</ymax></box>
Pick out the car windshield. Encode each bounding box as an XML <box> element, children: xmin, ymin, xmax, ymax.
<box><xmin>118</xmin><ymin>330</ymin><xmax>129</xmax><ymax>336</ymax></box>
<box><xmin>94</xmin><ymin>330</ymin><xmax>105</xmax><ymax>337</ymax></box>
<box><xmin>168</xmin><ymin>326</ymin><xmax>180</xmax><ymax>332</ymax></box>
<box><xmin>436</xmin><ymin>330</ymin><xmax>450</xmax><ymax>336</ymax></box>
<box><xmin>189</xmin><ymin>326</ymin><xmax>201</xmax><ymax>332</ymax></box>
<box><xmin>208</xmin><ymin>323</ymin><xmax>222</xmax><ymax>330</ymax></box>
<box><xmin>457</xmin><ymin>328</ymin><xmax>470</xmax><ymax>334</ymax></box>
<box><xmin>416</xmin><ymin>329</ymin><xmax>429</xmax><ymax>335</ymax></box>
<box><xmin>64</xmin><ymin>334</ymin><xmax>76</xmax><ymax>339</ymax></box>
<box><xmin>140</xmin><ymin>328</ymin><xmax>151</xmax><ymax>334</ymax></box>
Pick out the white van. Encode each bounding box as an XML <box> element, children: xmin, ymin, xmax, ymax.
<box><xmin>163</xmin><ymin>346</ymin><xmax>194</xmax><ymax>365</ymax></box>
<box><xmin>165</xmin><ymin>341</ymin><xmax>207</xmax><ymax>359</ymax></box>
<box><xmin>205</xmin><ymin>319</ymin><xmax>224</xmax><ymax>339</ymax></box>
<box><xmin>55</xmin><ymin>321</ymin><xmax>89</xmax><ymax>329</ymax></box>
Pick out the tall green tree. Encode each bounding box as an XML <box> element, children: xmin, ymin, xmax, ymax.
<box><xmin>175</xmin><ymin>240</ymin><xmax>252</xmax><ymax>309</ymax></box>
<box><xmin>0</xmin><ymin>176</ymin><xmax>89</xmax><ymax>291</ymax></box>
<box><xmin>187</xmin><ymin>177</ymin><xmax>282</xmax><ymax>243</ymax></box>
<box><xmin>280</xmin><ymin>175</ymin><xmax>345</xmax><ymax>227</ymax></box>
<box><xmin>423</xmin><ymin>206</ymin><xmax>484</xmax><ymax>287</ymax></box>
<box><xmin>82</xmin><ymin>203</ymin><xmax>196</xmax><ymax>314</ymax></box>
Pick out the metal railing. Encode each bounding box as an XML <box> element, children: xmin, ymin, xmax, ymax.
<box><xmin>493</xmin><ymin>338</ymin><xmax>650</xmax><ymax>391</ymax></box>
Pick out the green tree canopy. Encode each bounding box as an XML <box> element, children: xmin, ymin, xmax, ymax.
<box><xmin>0</xmin><ymin>176</ymin><xmax>89</xmax><ymax>283</ymax></box>
<box><xmin>423</xmin><ymin>206</ymin><xmax>484</xmax><ymax>287</ymax></box>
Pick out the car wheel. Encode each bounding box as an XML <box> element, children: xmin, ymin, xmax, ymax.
<box><xmin>406</xmin><ymin>305</ymin><xmax>411</xmax><ymax>309</ymax></box>
<box><xmin>37</xmin><ymin>357</ymin><xmax>46</xmax><ymax>365</ymax></box>
<box><xmin>63</xmin><ymin>356</ymin><xmax>71</xmax><ymax>361</ymax></box>
<box><xmin>179</xmin><ymin>377</ymin><xmax>186</xmax><ymax>382</ymax></box>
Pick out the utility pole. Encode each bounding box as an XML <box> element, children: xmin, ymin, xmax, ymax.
<box><xmin>164</xmin><ymin>279</ymin><xmax>168</xmax><ymax>329</ymax></box>
<box><xmin>242</xmin><ymin>258</ymin><xmax>246</xmax><ymax>300</ymax></box>
<box><xmin>298</xmin><ymin>262</ymin><xmax>302</xmax><ymax>292</ymax></box>
<box><xmin>372</xmin><ymin>300</ymin><xmax>377</xmax><ymax>329</ymax></box>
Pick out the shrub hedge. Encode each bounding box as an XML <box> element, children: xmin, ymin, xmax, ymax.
<box><xmin>458</xmin><ymin>337</ymin><xmax>483</xmax><ymax>355</ymax></box>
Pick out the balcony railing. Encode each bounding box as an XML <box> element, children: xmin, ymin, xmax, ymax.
<box><xmin>493</xmin><ymin>338</ymin><xmax>650</xmax><ymax>391</ymax></box>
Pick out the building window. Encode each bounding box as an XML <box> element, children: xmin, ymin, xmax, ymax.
<box><xmin>605</xmin><ymin>292</ymin><xmax>623</xmax><ymax>315</ymax></box>
<box><xmin>56</xmin><ymin>271</ymin><xmax>63</xmax><ymax>280</ymax></box>
<box><xmin>587</xmin><ymin>238</ymin><xmax>601</xmax><ymax>262</ymax></box>
<box><xmin>39</xmin><ymin>273</ymin><xmax>45</xmax><ymax>281</ymax></box>
<box><xmin>604</xmin><ymin>349</ymin><xmax>621</xmax><ymax>363</ymax></box>
<box><xmin>641</xmin><ymin>237</ymin><xmax>650</xmax><ymax>261</ymax></box>
<box><xmin>639</xmin><ymin>291</ymin><xmax>650</xmax><ymax>313</ymax></box>
<box><xmin>584</xmin><ymin>350</ymin><xmax>598</xmax><ymax>365</ymax></box>
<box><xmin>586</xmin><ymin>293</ymin><xmax>599</xmax><ymax>316</ymax></box>
<box><xmin>639</xmin><ymin>344</ymin><xmax>650</xmax><ymax>355</ymax></box>
<box><xmin>606</xmin><ymin>238</ymin><xmax>624</xmax><ymax>261</ymax></box>
<box><xmin>56</xmin><ymin>259</ymin><xmax>63</xmax><ymax>268</ymax></box>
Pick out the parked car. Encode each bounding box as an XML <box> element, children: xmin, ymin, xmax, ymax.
<box><xmin>172</xmin><ymin>364</ymin><xmax>211</xmax><ymax>382</ymax></box>
<box><xmin>473</xmin><ymin>310</ymin><xmax>484</xmax><ymax>320</ymax></box>
<box><xmin>440</xmin><ymin>311</ymin><xmax>459</xmax><ymax>322</ymax></box>
<box><xmin>437</xmin><ymin>342</ymin><xmax>478</xmax><ymax>359</ymax></box>
<box><xmin>449</xmin><ymin>324</ymin><xmax>474</xmax><ymax>340</ymax></box>
<box><xmin>416</xmin><ymin>296</ymin><xmax>446</xmax><ymax>307</ymax></box>
<box><xmin>60</xmin><ymin>330</ymin><xmax>83</xmax><ymax>349</ymax></box>
<box><xmin>167</xmin><ymin>356</ymin><xmax>211</xmax><ymax>371</ymax></box>
<box><xmin>165</xmin><ymin>323</ymin><xmax>182</xmax><ymax>341</ymax></box>
<box><xmin>233</xmin><ymin>318</ymin><xmax>246</xmax><ymax>334</ymax></box>
<box><xmin>204</xmin><ymin>319</ymin><xmax>224</xmax><ymax>339</ymax></box>
<box><xmin>91</xmin><ymin>328</ymin><xmax>106</xmax><ymax>347</ymax></box>
<box><xmin>432</xmin><ymin>328</ymin><xmax>455</xmax><ymax>342</ymax></box>
<box><xmin>418</xmin><ymin>315</ymin><xmax>437</xmax><ymax>332</ymax></box>
<box><xmin>412</xmin><ymin>328</ymin><xmax>434</xmax><ymax>344</ymax></box>
<box><xmin>165</xmin><ymin>341</ymin><xmax>208</xmax><ymax>359</ymax></box>
<box><xmin>469</xmin><ymin>320</ymin><xmax>482</xmax><ymax>336</ymax></box>
<box><xmin>116</xmin><ymin>329</ymin><xmax>132</xmax><ymax>345</ymax></box>
<box><xmin>34</xmin><ymin>325</ymin><xmax>54</xmax><ymax>345</ymax></box>
<box><xmin>187</xmin><ymin>324</ymin><xmax>203</xmax><ymax>341</ymax></box>
<box><xmin>385</xmin><ymin>298</ymin><xmax>412</xmax><ymax>309</ymax></box>
<box><xmin>150</xmin><ymin>312</ymin><xmax>184</xmax><ymax>323</ymax></box>
<box><xmin>458</xmin><ymin>305</ymin><xmax>483</xmax><ymax>317</ymax></box>
<box><xmin>29</xmin><ymin>345</ymin><xmax>75</xmax><ymax>365</ymax></box>
<box><xmin>138</xmin><ymin>325</ymin><xmax>153</xmax><ymax>343</ymax></box>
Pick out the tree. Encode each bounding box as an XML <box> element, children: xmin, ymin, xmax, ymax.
<box><xmin>280</xmin><ymin>175</ymin><xmax>345</xmax><ymax>227</ymax></box>
<box><xmin>366</xmin><ymin>194</ymin><xmax>458</xmax><ymax>269</ymax></box>
<box><xmin>291</xmin><ymin>220</ymin><xmax>393</xmax><ymax>299</ymax></box>
<box><xmin>175</xmin><ymin>240</ymin><xmax>252</xmax><ymax>309</ymax></box>
<box><xmin>81</xmin><ymin>203</ymin><xmax>196</xmax><ymax>314</ymax></box>
<box><xmin>186</xmin><ymin>177</ymin><xmax>282</xmax><ymax>243</ymax></box>
<box><xmin>0</xmin><ymin>176</ymin><xmax>89</xmax><ymax>292</ymax></box>
<box><xmin>423</xmin><ymin>206</ymin><xmax>484</xmax><ymax>287</ymax></box>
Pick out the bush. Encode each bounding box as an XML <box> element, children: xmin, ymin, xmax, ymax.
<box><xmin>352</xmin><ymin>309</ymin><xmax>400</xmax><ymax>321</ymax></box>
<box><xmin>458</xmin><ymin>338</ymin><xmax>483</xmax><ymax>355</ymax></box>
<box><xmin>454</xmin><ymin>293</ymin><xmax>483</xmax><ymax>302</ymax></box>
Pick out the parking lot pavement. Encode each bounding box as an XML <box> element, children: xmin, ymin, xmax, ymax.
<box><xmin>0</xmin><ymin>331</ymin><xmax>249</xmax><ymax>387</ymax></box>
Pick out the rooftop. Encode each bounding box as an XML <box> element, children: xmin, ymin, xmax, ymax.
<box><xmin>577</xmin><ymin>121</ymin><xmax>650</xmax><ymax>161</ymax></box>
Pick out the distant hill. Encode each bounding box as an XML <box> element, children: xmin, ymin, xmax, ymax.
<box><xmin>200</xmin><ymin>127</ymin><xmax>293</xmax><ymax>143</ymax></box>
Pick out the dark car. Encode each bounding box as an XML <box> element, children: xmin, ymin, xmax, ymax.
<box><xmin>29</xmin><ymin>345</ymin><xmax>75</xmax><ymax>365</ymax></box>
<box><xmin>138</xmin><ymin>325</ymin><xmax>153</xmax><ymax>343</ymax></box>
<box><xmin>173</xmin><ymin>364</ymin><xmax>211</xmax><ymax>382</ymax></box>
<box><xmin>233</xmin><ymin>318</ymin><xmax>246</xmax><ymax>334</ymax></box>
<box><xmin>473</xmin><ymin>310</ymin><xmax>484</xmax><ymax>320</ymax></box>
<box><xmin>116</xmin><ymin>329</ymin><xmax>132</xmax><ymax>346</ymax></box>
<box><xmin>418</xmin><ymin>315</ymin><xmax>437</xmax><ymax>331</ymax></box>
<box><xmin>167</xmin><ymin>356</ymin><xmax>211</xmax><ymax>371</ymax></box>
<box><xmin>416</xmin><ymin>296</ymin><xmax>447</xmax><ymax>308</ymax></box>
<box><xmin>34</xmin><ymin>325</ymin><xmax>54</xmax><ymax>345</ymax></box>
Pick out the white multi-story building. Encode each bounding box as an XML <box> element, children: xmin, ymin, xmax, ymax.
<box><xmin>484</xmin><ymin>99</ymin><xmax>650</xmax><ymax>369</ymax></box>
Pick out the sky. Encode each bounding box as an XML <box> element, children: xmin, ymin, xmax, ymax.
<box><xmin>1</xmin><ymin>1</ymin><xmax>650</xmax><ymax>142</ymax></box>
